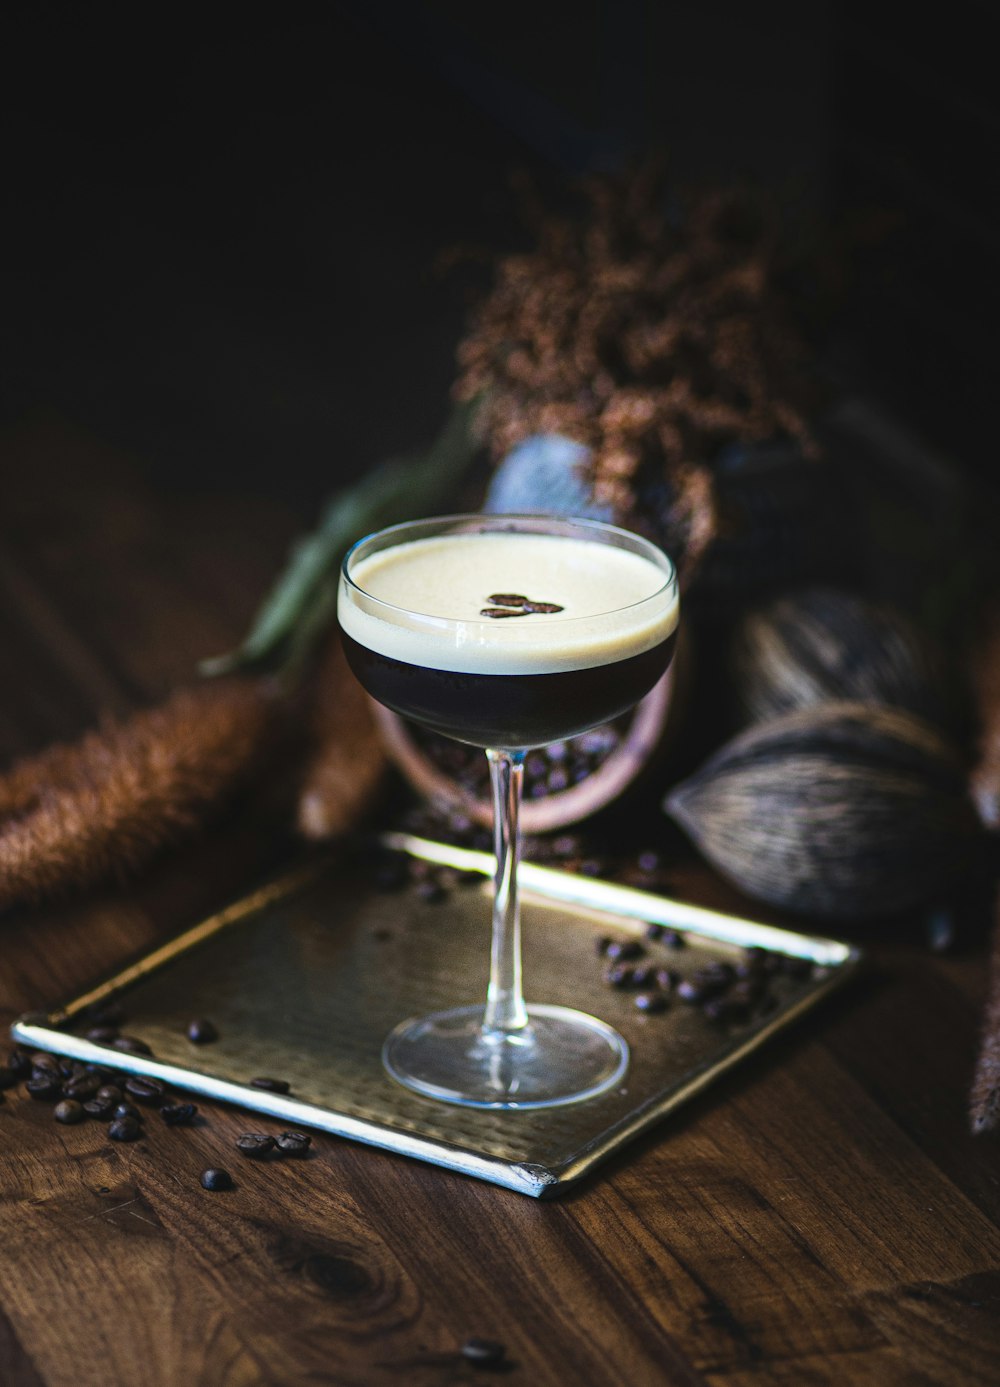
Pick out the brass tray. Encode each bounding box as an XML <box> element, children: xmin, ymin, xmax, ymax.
<box><xmin>11</xmin><ymin>834</ymin><xmax>861</xmax><ymax>1198</ymax></box>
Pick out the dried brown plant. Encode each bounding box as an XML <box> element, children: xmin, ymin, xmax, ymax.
<box><xmin>0</xmin><ymin>677</ymin><xmax>279</xmax><ymax>911</ymax></box>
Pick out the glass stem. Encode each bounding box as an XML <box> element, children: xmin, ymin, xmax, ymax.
<box><xmin>483</xmin><ymin>749</ymin><xmax>529</xmax><ymax>1037</ymax></box>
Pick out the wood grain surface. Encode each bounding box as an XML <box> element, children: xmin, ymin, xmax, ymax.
<box><xmin>1</xmin><ymin>423</ymin><xmax>998</xmax><ymax>1387</ymax></box>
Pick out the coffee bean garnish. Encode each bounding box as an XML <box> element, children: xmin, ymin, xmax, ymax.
<box><xmin>54</xmin><ymin>1099</ymin><xmax>85</xmax><ymax>1124</ymax></box>
<box><xmin>201</xmin><ymin>1168</ymin><xmax>233</xmax><ymax>1191</ymax></box>
<box><xmin>161</xmin><ymin>1102</ymin><xmax>198</xmax><ymax>1127</ymax></box>
<box><xmin>481</xmin><ymin>594</ymin><xmax>564</xmax><ymax>618</ymax></box>
<box><xmin>249</xmin><ymin>1077</ymin><xmax>291</xmax><ymax>1094</ymax></box>
<box><xmin>460</xmin><ymin>1337</ymin><xmax>507</xmax><ymax>1368</ymax></box>
<box><xmin>275</xmin><ymin>1131</ymin><xmax>311</xmax><ymax>1156</ymax></box>
<box><xmin>108</xmin><ymin>1116</ymin><xmax>141</xmax><ymax>1142</ymax></box>
<box><xmin>187</xmin><ymin>1018</ymin><xmax>218</xmax><ymax>1045</ymax></box>
<box><xmin>111</xmin><ymin>1036</ymin><xmax>153</xmax><ymax>1056</ymax></box>
<box><xmin>605</xmin><ymin>939</ymin><xmax>644</xmax><ymax>963</ymax></box>
<box><xmin>63</xmin><ymin>1073</ymin><xmax>102</xmax><ymax>1101</ymax></box>
<box><xmin>235</xmin><ymin>1133</ymin><xmax>276</xmax><ymax>1158</ymax></box>
<box><xmin>113</xmin><ymin>1102</ymin><xmax>141</xmax><ymax>1121</ymax></box>
<box><xmin>86</xmin><ymin>1026</ymin><xmax>120</xmax><ymax>1044</ymax></box>
<box><xmin>635</xmin><ymin>992</ymin><xmax>668</xmax><ymax>1014</ymax></box>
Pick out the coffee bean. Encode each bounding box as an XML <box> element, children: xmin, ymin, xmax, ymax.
<box><xmin>661</xmin><ymin>928</ymin><xmax>685</xmax><ymax>950</ymax></box>
<box><xmin>6</xmin><ymin>1048</ymin><xmax>32</xmax><ymax>1079</ymax></box>
<box><xmin>703</xmin><ymin>997</ymin><xmax>745</xmax><ymax>1025</ymax></box>
<box><xmin>249</xmin><ymin>1077</ymin><xmax>290</xmax><ymax>1094</ymax></box>
<box><xmin>0</xmin><ymin>1067</ymin><xmax>19</xmax><ymax>1091</ymax></box>
<box><xmin>83</xmin><ymin>1099</ymin><xmax>116</xmax><ymax>1120</ymax></box>
<box><xmin>124</xmin><ymin>1076</ymin><xmax>165</xmax><ymax>1106</ymax></box>
<box><xmin>54</xmin><ymin>1099</ymin><xmax>85</xmax><ymax>1124</ymax></box>
<box><xmin>676</xmin><ymin>978</ymin><xmax>710</xmax><ymax>1004</ymax></box>
<box><xmin>631</xmin><ymin>963</ymin><xmax>656</xmax><ymax>988</ymax></box>
<box><xmin>113</xmin><ymin>1103</ymin><xmax>141</xmax><ymax>1121</ymax></box>
<box><xmin>604</xmin><ymin>963</ymin><xmax>634</xmax><ymax>989</ymax></box>
<box><xmin>236</xmin><ymin>1133</ymin><xmax>276</xmax><ymax>1158</ymax></box>
<box><xmin>638</xmin><ymin>850</ymin><xmax>660</xmax><ymax>873</ymax></box>
<box><xmin>161</xmin><ymin>1102</ymin><xmax>198</xmax><ymax>1127</ymax></box>
<box><xmin>26</xmin><ymin>1074</ymin><xmax>62</xmax><ymax>1100</ymax></box>
<box><xmin>187</xmin><ymin>1018</ymin><xmax>218</xmax><ymax>1045</ymax></box>
<box><xmin>112</xmin><ymin>1036</ymin><xmax>153</xmax><ymax>1056</ymax></box>
<box><xmin>698</xmin><ymin>962</ymin><xmax>736</xmax><ymax>987</ymax></box>
<box><xmin>729</xmin><ymin>979</ymin><xmax>764</xmax><ymax>1008</ymax></box>
<box><xmin>635</xmin><ymin>992</ymin><xmax>668</xmax><ymax>1014</ymax></box>
<box><xmin>29</xmin><ymin>1052</ymin><xmax>61</xmax><ymax>1074</ymax></box>
<box><xmin>275</xmin><ymin>1131</ymin><xmax>311</xmax><ymax>1156</ymax></box>
<box><xmin>63</xmin><ymin>1074</ymin><xmax>102</xmax><ymax>1101</ymax></box>
<box><xmin>201</xmin><ymin>1168</ymin><xmax>233</xmax><ymax>1191</ymax></box>
<box><xmin>461</xmin><ymin>1338</ymin><xmax>506</xmax><ymax>1367</ymax></box>
<box><xmin>605</xmin><ymin>939</ymin><xmax>644</xmax><ymax>963</ymax></box>
<box><xmin>644</xmin><ymin>922</ymin><xmax>666</xmax><ymax>942</ymax></box>
<box><xmin>86</xmin><ymin>1026</ymin><xmax>120</xmax><ymax>1043</ymax></box>
<box><xmin>95</xmin><ymin>1085</ymin><xmax>123</xmax><ymax>1105</ymax></box>
<box><xmin>596</xmin><ymin>936</ymin><xmax>615</xmax><ymax>957</ymax></box>
<box><xmin>108</xmin><ymin>1116</ymin><xmax>141</xmax><ymax>1142</ymax></box>
<box><xmin>654</xmin><ymin>967</ymin><xmax>679</xmax><ymax>992</ymax></box>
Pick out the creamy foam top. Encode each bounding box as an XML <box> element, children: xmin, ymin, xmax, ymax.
<box><xmin>340</xmin><ymin>532</ymin><xmax>678</xmax><ymax>674</ymax></box>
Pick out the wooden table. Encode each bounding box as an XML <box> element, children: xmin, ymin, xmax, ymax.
<box><xmin>1</xmin><ymin>423</ymin><xmax>998</xmax><ymax>1387</ymax></box>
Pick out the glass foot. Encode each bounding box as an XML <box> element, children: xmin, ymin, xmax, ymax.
<box><xmin>382</xmin><ymin>1003</ymin><xmax>629</xmax><ymax>1109</ymax></box>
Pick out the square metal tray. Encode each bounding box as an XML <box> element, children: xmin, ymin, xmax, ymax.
<box><xmin>11</xmin><ymin>833</ymin><xmax>861</xmax><ymax>1197</ymax></box>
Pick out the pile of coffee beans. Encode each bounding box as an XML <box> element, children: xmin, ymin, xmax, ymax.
<box><xmin>409</xmin><ymin>721</ymin><xmax>625</xmax><ymax>803</ymax></box>
<box><xmin>596</xmin><ymin>935</ymin><xmax>818</xmax><ymax>1024</ymax></box>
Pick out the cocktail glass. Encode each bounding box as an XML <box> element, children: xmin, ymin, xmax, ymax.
<box><xmin>339</xmin><ymin>514</ymin><xmax>679</xmax><ymax>1108</ymax></box>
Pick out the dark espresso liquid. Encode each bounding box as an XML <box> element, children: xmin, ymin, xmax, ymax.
<box><xmin>343</xmin><ymin>630</ymin><xmax>677</xmax><ymax>749</ymax></box>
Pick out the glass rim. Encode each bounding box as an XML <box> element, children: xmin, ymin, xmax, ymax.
<box><xmin>340</xmin><ymin>513</ymin><xmax>678</xmax><ymax>629</ymax></box>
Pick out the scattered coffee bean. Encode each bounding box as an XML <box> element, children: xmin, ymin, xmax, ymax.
<box><xmin>112</xmin><ymin>1036</ymin><xmax>153</xmax><ymax>1056</ymax></box>
<box><xmin>95</xmin><ymin>1085</ymin><xmax>123</xmax><ymax>1105</ymax></box>
<box><xmin>676</xmin><ymin>978</ymin><xmax>710</xmax><ymax>1004</ymax></box>
<box><xmin>275</xmin><ymin>1131</ymin><xmax>311</xmax><ymax>1156</ymax></box>
<box><xmin>86</xmin><ymin>1026</ymin><xmax>120</xmax><ymax>1044</ymax></box>
<box><xmin>638</xmin><ymin>850</ymin><xmax>660</xmax><ymax>873</ymax></box>
<box><xmin>113</xmin><ymin>1103</ymin><xmax>141</xmax><ymax>1121</ymax></box>
<box><xmin>644</xmin><ymin>922</ymin><xmax>666</xmax><ymax>942</ymax></box>
<box><xmin>729</xmin><ymin>979</ymin><xmax>764</xmax><ymax>1008</ymax></box>
<box><xmin>29</xmin><ymin>1052</ymin><xmax>61</xmax><ymax>1074</ymax></box>
<box><xmin>635</xmin><ymin>992</ymin><xmax>668</xmax><ymax>1014</ymax></box>
<box><xmin>605</xmin><ymin>939</ymin><xmax>644</xmax><ymax>963</ymax></box>
<box><xmin>596</xmin><ymin>936</ymin><xmax>615</xmax><ymax>957</ymax></box>
<box><xmin>63</xmin><ymin>1073</ymin><xmax>102</xmax><ymax>1101</ymax></box>
<box><xmin>631</xmin><ymin>963</ymin><xmax>656</xmax><ymax>989</ymax></box>
<box><xmin>0</xmin><ymin>1067</ymin><xmax>19</xmax><ymax>1091</ymax></box>
<box><xmin>161</xmin><ymin>1103</ymin><xmax>198</xmax><ymax>1127</ymax></box>
<box><xmin>187</xmin><ymin>1018</ymin><xmax>218</xmax><ymax>1045</ymax></box>
<box><xmin>236</xmin><ymin>1133</ymin><xmax>276</xmax><ymax>1158</ymax></box>
<box><xmin>654</xmin><ymin>967</ymin><xmax>679</xmax><ymax>992</ymax></box>
<box><xmin>108</xmin><ymin>1116</ymin><xmax>141</xmax><ymax>1142</ymax></box>
<box><xmin>6</xmin><ymin>1049</ymin><xmax>32</xmax><ymax>1079</ymax></box>
<box><xmin>249</xmin><ymin>1077</ymin><xmax>290</xmax><ymax>1094</ymax></box>
<box><xmin>604</xmin><ymin>963</ymin><xmax>635</xmax><ymax>989</ymax></box>
<box><xmin>26</xmin><ymin>1074</ymin><xmax>62</xmax><ymax>1100</ymax></box>
<box><xmin>200</xmin><ymin>1168</ymin><xmax>233</xmax><ymax>1191</ymax></box>
<box><xmin>461</xmin><ymin>1338</ymin><xmax>506</xmax><ymax>1368</ymax></box>
<box><xmin>579</xmin><ymin>858</ymin><xmax>604</xmax><ymax>877</ymax></box>
<box><xmin>83</xmin><ymin>1098</ymin><xmax>117</xmax><ymax>1120</ymax></box>
<box><xmin>703</xmin><ymin>997</ymin><xmax>745</xmax><ymax>1025</ymax></box>
<box><xmin>661</xmin><ymin>928</ymin><xmax>685</xmax><ymax>950</ymax></box>
<box><xmin>698</xmin><ymin>962</ymin><xmax>737</xmax><ymax>987</ymax></box>
<box><xmin>124</xmin><ymin>1076</ymin><xmax>166</xmax><ymax>1106</ymax></box>
<box><xmin>54</xmin><ymin>1099</ymin><xmax>85</xmax><ymax>1124</ymax></box>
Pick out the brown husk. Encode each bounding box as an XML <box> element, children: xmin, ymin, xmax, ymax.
<box><xmin>666</xmin><ymin>702</ymin><xmax>981</xmax><ymax>919</ymax></box>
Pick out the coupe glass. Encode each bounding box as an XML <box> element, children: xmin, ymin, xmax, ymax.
<box><xmin>339</xmin><ymin>514</ymin><xmax>678</xmax><ymax>1108</ymax></box>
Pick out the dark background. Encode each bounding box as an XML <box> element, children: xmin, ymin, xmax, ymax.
<box><xmin>2</xmin><ymin>2</ymin><xmax>996</xmax><ymax>509</ymax></box>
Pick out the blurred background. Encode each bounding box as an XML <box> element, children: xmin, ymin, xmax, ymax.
<box><xmin>1</xmin><ymin>1</ymin><xmax>995</xmax><ymax>506</ymax></box>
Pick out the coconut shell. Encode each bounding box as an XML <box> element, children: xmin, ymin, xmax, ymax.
<box><xmin>665</xmin><ymin>702</ymin><xmax>981</xmax><ymax>919</ymax></box>
<box><xmin>730</xmin><ymin>587</ymin><xmax>959</xmax><ymax>732</ymax></box>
